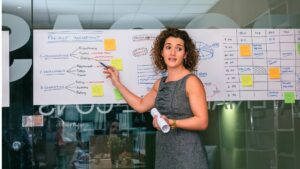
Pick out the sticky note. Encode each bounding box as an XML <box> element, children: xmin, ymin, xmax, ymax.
<box><xmin>114</xmin><ymin>88</ymin><xmax>123</xmax><ymax>101</ymax></box>
<box><xmin>297</xmin><ymin>43</ymin><xmax>300</xmax><ymax>55</ymax></box>
<box><xmin>284</xmin><ymin>92</ymin><xmax>295</xmax><ymax>104</ymax></box>
<box><xmin>268</xmin><ymin>67</ymin><xmax>281</xmax><ymax>79</ymax></box>
<box><xmin>240</xmin><ymin>44</ymin><xmax>252</xmax><ymax>56</ymax></box>
<box><xmin>111</xmin><ymin>58</ymin><xmax>123</xmax><ymax>70</ymax></box>
<box><xmin>92</xmin><ymin>84</ymin><xmax>104</xmax><ymax>97</ymax></box>
<box><xmin>241</xmin><ymin>74</ymin><xmax>253</xmax><ymax>87</ymax></box>
<box><xmin>104</xmin><ymin>39</ymin><xmax>116</xmax><ymax>51</ymax></box>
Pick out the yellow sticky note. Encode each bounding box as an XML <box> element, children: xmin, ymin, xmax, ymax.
<box><xmin>91</xmin><ymin>84</ymin><xmax>104</xmax><ymax>97</ymax></box>
<box><xmin>240</xmin><ymin>44</ymin><xmax>252</xmax><ymax>56</ymax></box>
<box><xmin>268</xmin><ymin>67</ymin><xmax>281</xmax><ymax>79</ymax></box>
<box><xmin>241</xmin><ymin>74</ymin><xmax>253</xmax><ymax>87</ymax></box>
<box><xmin>297</xmin><ymin>43</ymin><xmax>300</xmax><ymax>55</ymax></box>
<box><xmin>114</xmin><ymin>88</ymin><xmax>123</xmax><ymax>101</ymax></box>
<box><xmin>111</xmin><ymin>58</ymin><xmax>123</xmax><ymax>70</ymax></box>
<box><xmin>104</xmin><ymin>39</ymin><xmax>116</xmax><ymax>51</ymax></box>
<box><xmin>284</xmin><ymin>92</ymin><xmax>295</xmax><ymax>104</ymax></box>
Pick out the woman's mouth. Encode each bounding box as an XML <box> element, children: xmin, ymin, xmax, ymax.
<box><xmin>168</xmin><ymin>58</ymin><xmax>177</xmax><ymax>62</ymax></box>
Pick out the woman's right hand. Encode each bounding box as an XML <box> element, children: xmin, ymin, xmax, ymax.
<box><xmin>152</xmin><ymin>115</ymin><xmax>160</xmax><ymax>130</ymax></box>
<box><xmin>103</xmin><ymin>66</ymin><xmax>120</xmax><ymax>87</ymax></box>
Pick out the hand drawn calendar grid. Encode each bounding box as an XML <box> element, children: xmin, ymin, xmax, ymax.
<box><xmin>33</xmin><ymin>29</ymin><xmax>300</xmax><ymax>105</ymax></box>
<box><xmin>221</xmin><ymin>29</ymin><xmax>300</xmax><ymax>101</ymax></box>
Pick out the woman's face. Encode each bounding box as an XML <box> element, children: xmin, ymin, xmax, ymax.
<box><xmin>161</xmin><ymin>36</ymin><xmax>186</xmax><ymax>69</ymax></box>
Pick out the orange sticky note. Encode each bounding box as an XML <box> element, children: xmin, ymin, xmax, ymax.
<box><xmin>91</xmin><ymin>84</ymin><xmax>104</xmax><ymax>97</ymax></box>
<box><xmin>104</xmin><ymin>39</ymin><xmax>116</xmax><ymax>51</ymax></box>
<box><xmin>241</xmin><ymin>74</ymin><xmax>253</xmax><ymax>87</ymax></box>
<box><xmin>269</xmin><ymin>67</ymin><xmax>280</xmax><ymax>79</ymax></box>
<box><xmin>240</xmin><ymin>44</ymin><xmax>252</xmax><ymax>56</ymax></box>
<box><xmin>111</xmin><ymin>58</ymin><xmax>123</xmax><ymax>70</ymax></box>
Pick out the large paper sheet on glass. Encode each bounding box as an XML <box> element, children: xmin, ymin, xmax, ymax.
<box><xmin>33</xmin><ymin>29</ymin><xmax>300</xmax><ymax>105</ymax></box>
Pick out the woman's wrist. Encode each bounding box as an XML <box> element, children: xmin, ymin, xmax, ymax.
<box><xmin>170</xmin><ymin>119</ymin><xmax>177</xmax><ymax>129</ymax></box>
<box><xmin>114</xmin><ymin>81</ymin><xmax>123</xmax><ymax>89</ymax></box>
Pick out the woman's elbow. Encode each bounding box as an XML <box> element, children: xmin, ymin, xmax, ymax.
<box><xmin>134</xmin><ymin>107</ymin><xmax>147</xmax><ymax>114</ymax></box>
<box><xmin>199</xmin><ymin>120</ymin><xmax>208</xmax><ymax>130</ymax></box>
<box><xmin>202</xmin><ymin>121</ymin><xmax>209</xmax><ymax>130</ymax></box>
<box><xmin>135</xmin><ymin>109</ymin><xmax>145</xmax><ymax>114</ymax></box>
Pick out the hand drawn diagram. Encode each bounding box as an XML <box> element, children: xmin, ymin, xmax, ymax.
<box><xmin>34</xmin><ymin>30</ymin><xmax>133</xmax><ymax>105</ymax></box>
<box><xmin>128</xmin><ymin>30</ymin><xmax>162</xmax><ymax>95</ymax></box>
<box><xmin>197</xmin><ymin>42</ymin><xmax>219</xmax><ymax>60</ymax></box>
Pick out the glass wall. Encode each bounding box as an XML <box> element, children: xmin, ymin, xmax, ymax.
<box><xmin>2</xmin><ymin>0</ymin><xmax>300</xmax><ymax>169</ymax></box>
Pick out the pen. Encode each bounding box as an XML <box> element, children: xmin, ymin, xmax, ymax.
<box><xmin>100</xmin><ymin>62</ymin><xmax>108</xmax><ymax>69</ymax></box>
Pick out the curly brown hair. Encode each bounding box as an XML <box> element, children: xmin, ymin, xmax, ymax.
<box><xmin>151</xmin><ymin>27</ymin><xmax>199</xmax><ymax>72</ymax></box>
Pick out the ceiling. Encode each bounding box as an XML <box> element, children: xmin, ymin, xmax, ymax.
<box><xmin>3</xmin><ymin>0</ymin><xmax>220</xmax><ymax>29</ymax></box>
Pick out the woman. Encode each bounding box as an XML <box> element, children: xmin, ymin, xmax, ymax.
<box><xmin>103</xmin><ymin>27</ymin><xmax>208</xmax><ymax>169</ymax></box>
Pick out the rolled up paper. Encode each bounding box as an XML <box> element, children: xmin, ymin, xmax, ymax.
<box><xmin>150</xmin><ymin>108</ymin><xmax>170</xmax><ymax>133</ymax></box>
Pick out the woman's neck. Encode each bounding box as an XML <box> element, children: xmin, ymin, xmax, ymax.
<box><xmin>166</xmin><ymin>67</ymin><xmax>190</xmax><ymax>81</ymax></box>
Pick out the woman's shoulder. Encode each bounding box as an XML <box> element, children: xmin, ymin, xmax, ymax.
<box><xmin>185</xmin><ymin>74</ymin><xmax>206</xmax><ymax>97</ymax></box>
<box><xmin>155</xmin><ymin>77</ymin><xmax>164</xmax><ymax>84</ymax></box>
<box><xmin>152</xmin><ymin>78</ymin><xmax>163</xmax><ymax>92</ymax></box>
<box><xmin>186</xmin><ymin>73</ymin><xmax>201</xmax><ymax>81</ymax></box>
<box><xmin>185</xmin><ymin>74</ymin><xmax>204</xmax><ymax>88</ymax></box>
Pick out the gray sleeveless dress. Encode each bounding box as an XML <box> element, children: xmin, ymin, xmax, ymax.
<box><xmin>154</xmin><ymin>74</ymin><xmax>208</xmax><ymax>169</ymax></box>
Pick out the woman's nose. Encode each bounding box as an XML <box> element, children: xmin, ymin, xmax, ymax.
<box><xmin>170</xmin><ymin>48</ymin><xmax>176</xmax><ymax>55</ymax></box>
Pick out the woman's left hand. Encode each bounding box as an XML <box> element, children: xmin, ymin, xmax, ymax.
<box><xmin>160</xmin><ymin>115</ymin><xmax>172</xmax><ymax>126</ymax></box>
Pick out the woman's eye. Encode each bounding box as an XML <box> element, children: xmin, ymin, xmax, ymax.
<box><xmin>176</xmin><ymin>47</ymin><xmax>183</xmax><ymax>51</ymax></box>
<box><xmin>165</xmin><ymin>46</ymin><xmax>171</xmax><ymax>50</ymax></box>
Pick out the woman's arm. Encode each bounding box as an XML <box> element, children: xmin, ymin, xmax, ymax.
<box><xmin>160</xmin><ymin>75</ymin><xmax>208</xmax><ymax>131</ymax></box>
<box><xmin>103</xmin><ymin>66</ymin><xmax>159</xmax><ymax>113</ymax></box>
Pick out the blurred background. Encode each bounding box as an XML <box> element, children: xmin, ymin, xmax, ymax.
<box><xmin>2</xmin><ymin>0</ymin><xmax>300</xmax><ymax>169</ymax></box>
